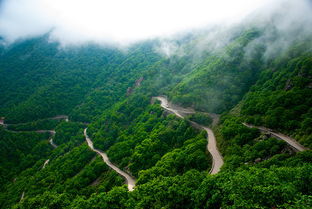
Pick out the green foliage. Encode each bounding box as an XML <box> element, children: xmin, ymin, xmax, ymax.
<box><xmin>137</xmin><ymin>134</ymin><xmax>209</xmax><ymax>185</ymax></box>
<box><xmin>0</xmin><ymin>24</ymin><xmax>312</xmax><ymax>209</ymax></box>
<box><xmin>0</xmin><ymin>38</ymin><xmax>162</xmax><ymax>123</ymax></box>
<box><xmin>0</xmin><ymin>128</ymin><xmax>52</xmax><ymax>188</ymax></box>
<box><xmin>0</xmin><ymin>128</ymin><xmax>124</xmax><ymax>208</ymax></box>
<box><xmin>7</xmin><ymin>119</ymin><xmax>59</xmax><ymax>131</ymax></box>
<box><xmin>53</xmin><ymin>121</ymin><xmax>85</xmax><ymax>146</ymax></box>
<box><xmin>169</xmin><ymin>30</ymin><xmax>263</xmax><ymax>113</ymax></box>
<box><xmin>191</xmin><ymin>159</ymin><xmax>312</xmax><ymax>208</ymax></box>
<box><xmin>87</xmin><ymin>94</ymin><xmax>210</xmax><ymax>177</ymax></box>
<box><xmin>186</xmin><ymin>112</ymin><xmax>213</xmax><ymax>126</ymax></box>
<box><xmin>14</xmin><ymin>162</ymin><xmax>311</xmax><ymax>209</ymax></box>
<box><xmin>216</xmin><ymin>115</ymin><xmax>295</xmax><ymax>171</ymax></box>
<box><xmin>241</xmin><ymin>54</ymin><xmax>312</xmax><ymax>148</ymax></box>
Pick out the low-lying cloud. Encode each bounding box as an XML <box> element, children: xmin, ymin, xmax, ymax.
<box><xmin>0</xmin><ymin>0</ymin><xmax>274</xmax><ymax>46</ymax></box>
<box><xmin>155</xmin><ymin>0</ymin><xmax>312</xmax><ymax>60</ymax></box>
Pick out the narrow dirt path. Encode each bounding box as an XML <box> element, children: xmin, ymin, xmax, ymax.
<box><xmin>243</xmin><ymin>123</ymin><xmax>308</xmax><ymax>152</ymax></box>
<box><xmin>154</xmin><ymin>96</ymin><xmax>224</xmax><ymax>174</ymax></box>
<box><xmin>84</xmin><ymin>128</ymin><xmax>136</xmax><ymax>191</ymax></box>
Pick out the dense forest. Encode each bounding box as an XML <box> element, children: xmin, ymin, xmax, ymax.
<box><xmin>0</xmin><ymin>9</ymin><xmax>311</xmax><ymax>209</ymax></box>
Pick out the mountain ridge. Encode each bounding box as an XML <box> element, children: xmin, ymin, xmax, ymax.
<box><xmin>0</xmin><ymin>19</ymin><xmax>311</xmax><ymax>208</ymax></box>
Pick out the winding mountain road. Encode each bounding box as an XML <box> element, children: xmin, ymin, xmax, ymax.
<box><xmin>49</xmin><ymin>137</ymin><xmax>57</xmax><ymax>148</ymax></box>
<box><xmin>1</xmin><ymin>121</ymin><xmax>59</xmax><ymax>173</ymax></box>
<box><xmin>84</xmin><ymin>128</ymin><xmax>136</xmax><ymax>191</ymax></box>
<box><xmin>1</xmin><ymin>116</ymin><xmax>64</xmax><ymax>148</ymax></box>
<box><xmin>42</xmin><ymin>159</ymin><xmax>50</xmax><ymax>169</ymax></box>
<box><xmin>46</xmin><ymin>131</ymin><xmax>57</xmax><ymax>148</ymax></box>
<box><xmin>243</xmin><ymin>123</ymin><xmax>308</xmax><ymax>152</ymax></box>
<box><xmin>154</xmin><ymin>96</ymin><xmax>224</xmax><ymax>174</ymax></box>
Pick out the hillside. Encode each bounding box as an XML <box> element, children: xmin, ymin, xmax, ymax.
<box><xmin>0</xmin><ymin>19</ymin><xmax>311</xmax><ymax>209</ymax></box>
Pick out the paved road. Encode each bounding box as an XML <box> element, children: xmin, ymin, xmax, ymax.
<box><xmin>46</xmin><ymin>130</ymin><xmax>57</xmax><ymax>148</ymax></box>
<box><xmin>1</xmin><ymin>117</ymin><xmax>61</xmax><ymax>148</ymax></box>
<box><xmin>42</xmin><ymin>159</ymin><xmax>50</xmax><ymax>169</ymax></box>
<box><xmin>49</xmin><ymin>137</ymin><xmax>57</xmax><ymax>148</ymax></box>
<box><xmin>154</xmin><ymin>96</ymin><xmax>224</xmax><ymax>174</ymax></box>
<box><xmin>0</xmin><ymin>115</ymin><xmax>69</xmax><ymax>127</ymax></box>
<box><xmin>84</xmin><ymin>128</ymin><xmax>136</xmax><ymax>191</ymax></box>
<box><xmin>243</xmin><ymin>123</ymin><xmax>308</xmax><ymax>152</ymax></box>
<box><xmin>28</xmin><ymin>130</ymin><xmax>57</xmax><ymax>148</ymax></box>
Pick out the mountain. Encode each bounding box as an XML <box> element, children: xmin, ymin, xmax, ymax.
<box><xmin>0</xmin><ymin>17</ymin><xmax>311</xmax><ymax>209</ymax></box>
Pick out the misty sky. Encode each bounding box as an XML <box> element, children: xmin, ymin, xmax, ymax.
<box><xmin>0</xmin><ymin>0</ymin><xmax>307</xmax><ymax>45</ymax></box>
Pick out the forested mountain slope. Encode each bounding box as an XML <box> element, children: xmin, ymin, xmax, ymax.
<box><xmin>241</xmin><ymin>44</ymin><xmax>312</xmax><ymax>148</ymax></box>
<box><xmin>0</xmin><ymin>37</ymin><xmax>162</xmax><ymax>123</ymax></box>
<box><xmin>0</xmin><ymin>18</ymin><xmax>311</xmax><ymax>208</ymax></box>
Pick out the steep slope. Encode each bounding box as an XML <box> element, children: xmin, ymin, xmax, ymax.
<box><xmin>154</xmin><ymin>96</ymin><xmax>223</xmax><ymax>174</ymax></box>
<box><xmin>169</xmin><ymin>29</ymin><xmax>263</xmax><ymax>113</ymax></box>
<box><xmin>0</xmin><ymin>37</ymin><xmax>162</xmax><ymax>123</ymax></box>
<box><xmin>240</xmin><ymin>45</ymin><xmax>312</xmax><ymax>148</ymax></box>
<box><xmin>0</xmin><ymin>19</ymin><xmax>311</xmax><ymax>209</ymax></box>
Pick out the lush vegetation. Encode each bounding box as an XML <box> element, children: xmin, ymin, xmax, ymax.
<box><xmin>0</xmin><ymin>127</ymin><xmax>52</xmax><ymax>191</ymax></box>
<box><xmin>6</xmin><ymin>119</ymin><xmax>59</xmax><ymax>131</ymax></box>
<box><xmin>241</xmin><ymin>50</ymin><xmax>312</xmax><ymax>148</ymax></box>
<box><xmin>186</xmin><ymin>112</ymin><xmax>213</xmax><ymax>126</ymax></box>
<box><xmin>168</xmin><ymin>30</ymin><xmax>263</xmax><ymax>113</ymax></box>
<box><xmin>0</xmin><ymin>38</ymin><xmax>162</xmax><ymax>123</ymax></box>
<box><xmin>0</xmin><ymin>19</ymin><xmax>311</xmax><ymax>208</ymax></box>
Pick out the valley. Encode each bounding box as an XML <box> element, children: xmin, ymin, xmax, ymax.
<box><xmin>0</xmin><ymin>2</ymin><xmax>311</xmax><ymax>207</ymax></box>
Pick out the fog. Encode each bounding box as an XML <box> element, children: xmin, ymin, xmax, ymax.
<box><xmin>155</xmin><ymin>0</ymin><xmax>312</xmax><ymax>60</ymax></box>
<box><xmin>0</xmin><ymin>0</ymin><xmax>275</xmax><ymax>46</ymax></box>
